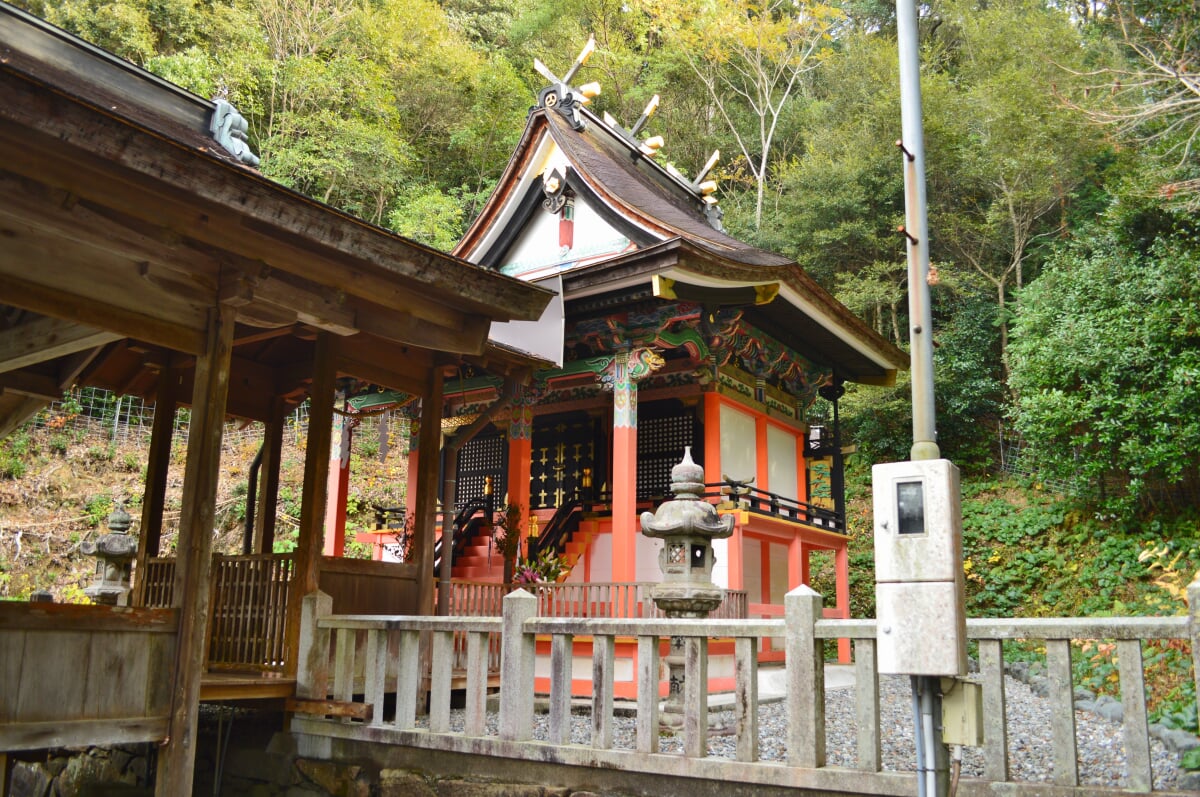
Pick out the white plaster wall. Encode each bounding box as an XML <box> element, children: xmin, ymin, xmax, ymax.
<box><xmin>719</xmin><ymin>405</ymin><xmax>757</xmax><ymax>484</ymax></box>
<box><xmin>742</xmin><ymin>539</ymin><xmax>763</xmax><ymax>602</ymax></box>
<box><xmin>637</xmin><ymin>534</ymin><xmax>664</xmax><ymax>582</ymax></box>
<box><xmin>587</xmin><ymin>532</ymin><xmax>613</xmax><ymax>582</ymax></box>
<box><xmin>500</xmin><ymin>197</ymin><xmax>629</xmax><ymax>279</ymax></box>
<box><xmin>711</xmin><ymin>537</ymin><xmax>728</xmax><ymax>588</ymax></box>
<box><xmin>770</xmin><ymin>541</ymin><xmax>789</xmax><ymax>602</ymax></box>
<box><xmin>766</xmin><ymin>424</ymin><xmax>799</xmax><ymax>499</ymax></box>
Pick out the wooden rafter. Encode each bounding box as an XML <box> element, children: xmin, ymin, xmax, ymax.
<box><xmin>0</xmin><ymin>315</ymin><xmax>121</xmax><ymax>375</ymax></box>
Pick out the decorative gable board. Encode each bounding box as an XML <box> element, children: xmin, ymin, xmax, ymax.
<box><xmin>498</xmin><ymin>193</ymin><xmax>632</xmax><ymax>279</ymax></box>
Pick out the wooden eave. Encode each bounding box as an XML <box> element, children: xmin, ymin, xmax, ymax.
<box><xmin>0</xmin><ymin>3</ymin><xmax>550</xmax><ymax>329</ymax></box>
<box><xmin>558</xmin><ymin>239</ymin><xmax>908</xmax><ymax>384</ymax></box>
<box><xmin>0</xmin><ymin>2</ymin><xmax>554</xmax><ymax>433</ymax></box>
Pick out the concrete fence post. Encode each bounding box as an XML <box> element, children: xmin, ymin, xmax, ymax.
<box><xmin>786</xmin><ymin>585</ymin><xmax>826</xmax><ymax>768</ymax></box>
<box><xmin>296</xmin><ymin>590</ymin><xmax>332</xmax><ymax>699</ymax></box>
<box><xmin>499</xmin><ymin>588</ymin><xmax>538</xmax><ymax>741</ymax></box>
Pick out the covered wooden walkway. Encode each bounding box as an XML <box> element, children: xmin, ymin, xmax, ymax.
<box><xmin>0</xmin><ymin>4</ymin><xmax>551</xmax><ymax>793</ymax></box>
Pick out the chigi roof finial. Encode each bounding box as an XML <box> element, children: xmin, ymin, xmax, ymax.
<box><xmin>533</xmin><ymin>36</ymin><xmax>600</xmax><ymax>131</ymax></box>
<box><xmin>533</xmin><ymin>37</ymin><xmax>726</xmax><ymax>232</ymax></box>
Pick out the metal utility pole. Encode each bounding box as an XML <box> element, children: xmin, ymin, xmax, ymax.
<box><xmin>896</xmin><ymin>1</ymin><xmax>948</xmax><ymax>794</ymax></box>
<box><xmin>897</xmin><ymin>0</ymin><xmax>939</xmax><ymax>464</ymax></box>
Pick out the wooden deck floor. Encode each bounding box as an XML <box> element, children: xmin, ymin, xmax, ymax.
<box><xmin>200</xmin><ymin>671</ymin><xmax>296</xmax><ymax>702</ymax></box>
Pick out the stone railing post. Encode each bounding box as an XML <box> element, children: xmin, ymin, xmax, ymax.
<box><xmin>786</xmin><ymin>585</ymin><xmax>826</xmax><ymax>768</ymax></box>
<box><xmin>1189</xmin><ymin>576</ymin><xmax>1200</xmax><ymax>710</ymax></box>
<box><xmin>296</xmin><ymin>590</ymin><xmax>332</xmax><ymax>699</ymax></box>
<box><xmin>499</xmin><ymin>588</ymin><xmax>538</xmax><ymax>741</ymax></box>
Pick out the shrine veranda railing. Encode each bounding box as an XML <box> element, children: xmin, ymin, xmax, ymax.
<box><xmin>293</xmin><ymin>587</ymin><xmax>1200</xmax><ymax>796</ymax></box>
<box><xmin>444</xmin><ymin>580</ymin><xmax>748</xmax><ymax>620</ymax></box>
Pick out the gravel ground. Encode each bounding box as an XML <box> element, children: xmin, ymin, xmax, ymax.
<box><xmin>421</xmin><ymin>674</ymin><xmax>1182</xmax><ymax>790</ymax></box>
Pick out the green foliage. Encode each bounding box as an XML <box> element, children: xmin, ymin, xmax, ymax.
<box><xmin>1009</xmin><ymin>230</ymin><xmax>1200</xmax><ymax>515</ymax></box>
<box><xmin>839</xmin><ymin>276</ymin><xmax>1003</xmax><ymax>472</ymax></box>
<box><xmin>388</xmin><ymin>186</ymin><xmax>470</xmax><ymax>251</ymax></box>
<box><xmin>84</xmin><ymin>494</ymin><xmax>113</xmax><ymax>528</ymax></box>
<box><xmin>0</xmin><ymin>451</ymin><xmax>27</xmax><ymax>480</ymax></box>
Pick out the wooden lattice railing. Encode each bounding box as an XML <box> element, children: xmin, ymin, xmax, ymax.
<box><xmin>139</xmin><ymin>553</ymin><xmax>293</xmax><ymax>672</ymax></box>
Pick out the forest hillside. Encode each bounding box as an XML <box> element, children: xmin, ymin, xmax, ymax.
<box><xmin>2</xmin><ymin>0</ymin><xmax>1199</xmax><ymax>733</ymax></box>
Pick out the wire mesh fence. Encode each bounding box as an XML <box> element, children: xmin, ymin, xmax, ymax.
<box><xmin>29</xmin><ymin>388</ymin><xmax>314</xmax><ymax>453</ymax></box>
<box><xmin>996</xmin><ymin>435</ymin><xmax>1080</xmax><ymax>496</ymax></box>
<box><xmin>27</xmin><ymin>388</ymin><xmax>411</xmax><ymax>458</ymax></box>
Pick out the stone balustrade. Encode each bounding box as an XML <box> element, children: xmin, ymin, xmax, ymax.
<box><xmin>291</xmin><ymin>583</ymin><xmax>1200</xmax><ymax>796</ymax></box>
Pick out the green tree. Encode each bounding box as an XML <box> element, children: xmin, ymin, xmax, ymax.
<box><xmin>927</xmin><ymin>0</ymin><xmax>1107</xmax><ymax>382</ymax></box>
<box><xmin>772</xmin><ymin>30</ymin><xmax>906</xmax><ymax>286</ymax></box>
<box><xmin>1009</xmin><ymin>229</ymin><xmax>1200</xmax><ymax>515</ymax></box>
<box><xmin>1069</xmin><ymin>0</ymin><xmax>1200</xmax><ymax>206</ymax></box>
<box><xmin>640</xmin><ymin>0</ymin><xmax>842</xmax><ymax>232</ymax></box>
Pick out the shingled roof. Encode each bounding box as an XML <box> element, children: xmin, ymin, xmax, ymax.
<box><xmin>456</xmin><ymin>59</ymin><xmax>907</xmax><ymax>385</ymax></box>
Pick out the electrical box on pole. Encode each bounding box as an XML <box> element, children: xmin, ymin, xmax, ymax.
<box><xmin>873</xmin><ymin>459</ymin><xmax>967</xmax><ymax>676</ymax></box>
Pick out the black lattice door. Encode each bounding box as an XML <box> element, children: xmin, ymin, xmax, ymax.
<box><xmin>530</xmin><ymin>413</ymin><xmax>598</xmax><ymax>509</ymax></box>
<box><xmin>637</xmin><ymin>403</ymin><xmax>699</xmax><ymax>499</ymax></box>
<box><xmin>455</xmin><ymin>426</ymin><xmax>507</xmax><ymax>509</ymax></box>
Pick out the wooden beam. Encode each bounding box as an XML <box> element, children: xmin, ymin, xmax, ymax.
<box><xmin>0</xmin><ymin>90</ymin><xmax>549</xmax><ymax>324</ymax></box>
<box><xmin>0</xmin><ymin>315</ymin><xmax>121</xmax><ymax>374</ymax></box>
<box><xmin>284</xmin><ymin>698</ymin><xmax>372</xmax><ymax>721</ymax></box>
<box><xmin>253</xmin><ymin>276</ymin><xmax>357</xmax><ymax>336</ymax></box>
<box><xmin>356</xmin><ymin>308</ymin><xmax>491</xmax><ymax>355</ymax></box>
<box><xmin>331</xmin><ymin>335</ymin><xmax>434</xmax><ymax>391</ymax></box>
<box><xmin>157</xmin><ymin>302</ymin><xmax>234</xmax><ymax>797</ymax></box>
<box><xmin>0</xmin><ymin>272</ymin><xmax>205</xmax><ymax>355</ymax></box>
<box><xmin>0</xmin><ymin>369</ymin><xmax>60</xmax><ymax>400</ymax></box>
<box><xmin>0</xmin><ymin>169</ymin><xmax>222</xmax><ymax>283</ymax></box>
<box><xmin>333</xmin><ymin>354</ymin><xmax>428</xmax><ymax>397</ymax></box>
<box><xmin>414</xmin><ymin>367</ymin><xmax>445</xmax><ymax>618</ymax></box>
<box><xmin>0</xmin><ymin>76</ymin><xmax>552</xmax><ymax>321</ymax></box>
<box><xmin>0</xmin><ymin>602</ymin><xmax>178</xmax><ymax>632</ymax></box>
<box><xmin>0</xmin><ymin>395</ymin><xmax>46</xmax><ymax>440</ymax></box>
<box><xmin>286</xmin><ymin>331</ymin><xmax>336</xmax><ymax>679</ymax></box>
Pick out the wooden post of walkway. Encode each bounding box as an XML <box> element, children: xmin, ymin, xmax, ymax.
<box><xmin>412</xmin><ymin>367</ymin><xmax>445</xmax><ymax>704</ymax></box>
<box><xmin>254</xmin><ymin>395</ymin><xmax>286</xmax><ymax>554</ymax></box>
<box><xmin>287</xmin><ymin>332</ymin><xmax>337</xmax><ymax>678</ymax></box>
<box><xmin>133</xmin><ymin>358</ymin><xmax>178</xmax><ymax>606</ymax></box>
<box><xmin>156</xmin><ymin>303</ymin><xmax>234</xmax><ymax>796</ymax></box>
<box><xmin>414</xmin><ymin>367</ymin><xmax>445</xmax><ymax>618</ymax></box>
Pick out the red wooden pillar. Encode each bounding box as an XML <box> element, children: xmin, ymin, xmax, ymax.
<box><xmin>788</xmin><ymin>535</ymin><xmax>810</xmax><ymax>589</ymax></box>
<box><xmin>507</xmin><ymin>387</ymin><xmax>535</xmax><ymax>524</ymax></box>
<box><xmin>727</xmin><ymin>518</ymin><xmax>744</xmax><ymax>591</ymax></box>
<box><xmin>834</xmin><ymin>542</ymin><xmax>851</xmax><ymax>662</ymax></box>
<box><xmin>755</xmin><ymin>416</ymin><xmax>770</xmax><ymax>492</ymax></box>
<box><xmin>323</xmin><ymin>398</ymin><xmax>351</xmax><ymax>557</ymax></box>
<box><xmin>599</xmin><ymin>348</ymin><xmax>662</xmax><ymax>585</ymax></box>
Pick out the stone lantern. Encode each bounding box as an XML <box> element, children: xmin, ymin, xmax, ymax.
<box><xmin>81</xmin><ymin>502</ymin><xmax>137</xmax><ymax>606</ymax></box>
<box><xmin>640</xmin><ymin>447</ymin><xmax>734</xmax><ymax>728</ymax></box>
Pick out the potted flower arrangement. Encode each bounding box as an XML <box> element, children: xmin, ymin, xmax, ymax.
<box><xmin>513</xmin><ymin>548</ymin><xmax>565</xmax><ymax>591</ymax></box>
